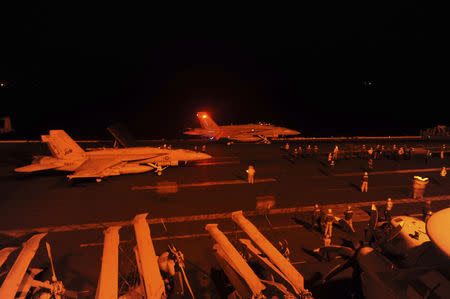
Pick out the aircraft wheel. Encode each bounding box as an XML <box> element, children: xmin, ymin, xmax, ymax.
<box><xmin>96</xmin><ymin>178</ymin><xmax>102</xmax><ymax>183</ymax></box>
<box><xmin>157</xmin><ymin>172</ymin><xmax>162</xmax><ymax>176</ymax></box>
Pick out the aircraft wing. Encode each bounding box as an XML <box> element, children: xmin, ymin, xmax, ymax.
<box><xmin>14</xmin><ymin>161</ymin><xmax>64</xmax><ymax>173</ymax></box>
<box><xmin>123</xmin><ymin>153</ymin><xmax>168</xmax><ymax>163</ymax></box>
<box><xmin>209</xmin><ymin>126</ymin><xmax>266</xmax><ymax>136</ymax></box>
<box><xmin>233</xmin><ymin>127</ymin><xmax>272</xmax><ymax>135</ymax></box>
<box><xmin>68</xmin><ymin>158</ymin><xmax>124</xmax><ymax>178</ymax></box>
<box><xmin>69</xmin><ymin>154</ymin><xmax>169</xmax><ymax>178</ymax></box>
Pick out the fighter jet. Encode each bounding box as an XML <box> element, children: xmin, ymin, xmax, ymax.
<box><xmin>184</xmin><ymin>112</ymin><xmax>300</xmax><ymax>143</ymax></box>
<box><xmin>318</xmin><ymin>207</ymin><xmax>450</xmax><ymax>299</ymax></box>
<box><xmin>14</xmin><ymin>130</ymin><xmax>211</xmax><ymax>181</ymax></box>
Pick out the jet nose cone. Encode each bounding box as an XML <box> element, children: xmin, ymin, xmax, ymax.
<box><xmin>283</xmin><ymin>129</ymin><xmax>300</xmax><ymax>135</ymax></box>
<box><xmin>196</xmin><ymin>152</ymin><xmax>212</xmax><ymax>160</ymax></box>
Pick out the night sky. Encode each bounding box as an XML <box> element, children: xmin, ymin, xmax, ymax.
<box><xmin>1</xmin><ymin>4</ymin><xmax>447</xmax><ymax>139</ymax></box>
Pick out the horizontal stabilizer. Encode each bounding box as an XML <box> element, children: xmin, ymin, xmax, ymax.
<box><xmin>15</xmin><ymin>162</ymin><xmax>63</xmax><ymax>173</ymax></box>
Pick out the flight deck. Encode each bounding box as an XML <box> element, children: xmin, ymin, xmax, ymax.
<box><xmin>0</xmin><ymin>139</ymin><xmax>449</xmax><ymax>298</ymax></box>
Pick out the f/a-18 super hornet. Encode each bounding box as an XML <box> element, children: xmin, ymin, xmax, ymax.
<box><xmin>14</xmin><ymin>130</ymin><xmax>211</xmax><ymax>181</ymax></box>
<box><xmin>184</xmin><ymin>112</ymin><xmax>300</xmax><ymax>143</ymax></box>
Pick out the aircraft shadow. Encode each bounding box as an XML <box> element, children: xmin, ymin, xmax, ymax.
<box><xmin>318</xmin><ymin>168</ymin><xmax>330</xmax><ymax>176</ymax></box>
<box><xmin>318</xmin><ymin>160</ymin><xmax>329</xmax><ymax>168</ymax></box>
<box><xmin>13</xmin><ymin>170</ymin><xmax>70</xmax><ymax>181</ymax></box>
<box><xmin>348</xmin><ymin>182</ymin><xmax>360</xmax><ymax>191</ymax></box>
<box><xmin>291</xmin><ymin>216</ymin><xmax>313</xmax><ymax>231</ymax></box>
<box><xmin>235</xmin><ymin>174</ymin><xmax>247</xmax><ymax>182</ymax></box>
<box><xmin>281</xmin><ymin>153</ymin><xmax>297</xmax><ymax>164</ymax></box>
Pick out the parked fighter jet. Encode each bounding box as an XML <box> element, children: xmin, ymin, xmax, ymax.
<box><xmin>206</xmin><ymin>210</ymin><xmax>312</xmax><ymax>298</ymax></box>
<box><xmin>14</xmin><ymin>130</ymin><xmax>211</xmax><ymax>181</ymax></box>
<box><xmin>318</xmin><ymin>207</ymin><xmax>450</xmax><ymax>299</ymax></box>
<box><xmin>184</xmin><ymin>112</ymin><xmax>300</xmax><ymax>143</ymax></box>
<box><xmin>0</xmin><ymin>234</ymin><xmax>79</xmax><ymax>298</ymax></box>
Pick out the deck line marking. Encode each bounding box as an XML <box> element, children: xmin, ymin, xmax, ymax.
<box><xmin>80</xmin><ymin>224</ymin><xmax>304</xmax><ymax>247</ymax></box>
<box><xmin>80</xmin><ymin>212</ymin><xmax>426</xmax><ymax>247</ymax></box>
<box><xmin>131</xmin><ymin>178</ymin><xmax>277</xmax><ymax>191</ymax></box>
<box><xmin>327</xmin><ymin>184</ymin><xmax>411</xmax><ymax>191</ymax></box>
<box><xmin>313</xmin><ymin>167</ymin><xmax>444</xmax><ymax>179</ymax></box>
<box><xmin>194</xmin><ymin>161</ymin><xmax>241</xmax><ymax>166</ymax></box>
<box><xmin>1</xmin><ymin>195</ymin><xmax>449</xmax><ymax>237</ymax></box>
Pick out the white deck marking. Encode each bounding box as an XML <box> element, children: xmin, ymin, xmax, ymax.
<box><xmin>131</xmin><ymin>178</ymin><xmax>277</xmax><ymax>191</ymax></box>
<box><xmin>1</xmin><ymin>195</ymin><xmax>449</xmax><ymax>238</ymax></box>
<box><xmin>79</xmin><ymin>212</ymin><xmax>426</xmax><ymax>247</ymax></box>
<box><xmin>193</xmin><ymin>161</ymin><xmax>241</xmax><ymax>166</ymax></box>
<box><xmin>313</xmin><ymin>167</ymin><xmax>444</xmax><ymax>178</ymax></box>
<box><xmin>80</xmin><ymin>224</ymin><xmax>304</xmax><ymax>247</ymax></box>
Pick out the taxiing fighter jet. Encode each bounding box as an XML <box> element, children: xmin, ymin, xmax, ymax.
<box><xmin>14</xmin><ymin>130</ymin><xmax>211</xmax><ymax>181</ymax></box>
<box><xmin>184</xmin><ymin>112</ymin><xmax>300</xmax><ymax>143</ymax></box>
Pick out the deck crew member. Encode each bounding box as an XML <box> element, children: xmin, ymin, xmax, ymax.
<box><xmin>441</xmin><ymin>166</ymin><xmax>447</xmax><ymax>178</ymax></box>
<box><xmin>413</xmin><ymin>176</ymin><xmax>429</xmax><ymax>200</ymax></box>
<box><xmin>246</xmin><ymin>165</ymin><xmax>255</xmax><ymax>184</ymax></box>
<box><xmin>333</xmin><ymin>145</ymin><xmax>339</xmax><ymax>160</ymax></box>
<box><xmin>311</xmin><ymin>203</ymin><xmax>321</xmax><ymax>231</ymax></box>
<box><xmin>384</xmin><ymin>198</ymin><xmax>393</xmax><ymax>222</ymax></box>
<box><xmin>344</xmin><ymin>205</ymin><xmax>355</xmax><ymax>232</ymax></box>
<box><xmin>368</xmin><ymin>158</ymin><xmax>374</xmax><ymax>170</ymax></box>
<box><xmin>423</xmin><ymin>200</ymin><xmax>432</xmax><ymax>222</ymax></box>
<box><xmin>324</xmin><ymin>209</ymin><xmax>334</xmax><ymax>238</ymax></box>
<box><xmin>361</xmin><ymin>172</ymin><xmax>369</xmax><ymax>192</ymax></box>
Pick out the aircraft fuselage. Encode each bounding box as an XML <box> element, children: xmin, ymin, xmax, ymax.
<box><xmin>185</xmin><ymin>124</ymin><xmax>299</xmax><ymax>141</ymax></box>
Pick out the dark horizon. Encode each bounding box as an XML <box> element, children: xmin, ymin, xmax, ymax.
<box><xmin>1</xmin><ymin>4</ymin><xmax>447</xmax><ymax>140</ymax></box>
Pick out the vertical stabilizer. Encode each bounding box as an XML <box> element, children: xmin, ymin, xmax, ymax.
<box><xmin>0</xmin><ymin>116</ymin><xmax>13</xmax><ymax>134</ymax></box>
<box><xmin>196</xmin><ymin>112</ymin><xmax>219</xmax><ymax>129</ymax></box>
<box><xmin>41</xmin><ymin>130</ymin><xmax>85</xmax><ymax>159</ymax></box>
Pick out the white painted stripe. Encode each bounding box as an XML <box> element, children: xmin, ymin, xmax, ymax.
<box><xmin>313</xmin><ymin>167</ymin><xmax>444</xmax><ymax>178</ymax></box>
<box><xmin>194</xmin><ymin>161</ymin><xmax>240</xmax><ymax>166</ymax></box>
<box><xmin>131</xmin><ymin>178</ymin><xmax>277</xmax><ymax>191</ymax></box>
<box><xmin>79</xmin><ymin>212</ymin><xmax>428</xmax><ymax>247</ymax></box>
<box><xmin>274</xmin><ymin>136</ymin><xmax>422</xmax><ymax>141</ymax></box>
<box><xmin>80</xmin><ymin>224</ymin><xmax>304</xmax><ymax>247</ymax></box>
